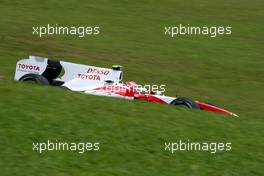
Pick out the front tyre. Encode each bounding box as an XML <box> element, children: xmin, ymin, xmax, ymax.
<box><xmin>170</xmin><ymin>97</ymin><xmax>199</xmax><ymax>109</ymax></box>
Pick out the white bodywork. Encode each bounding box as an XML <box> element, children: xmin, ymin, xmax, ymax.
<box><xmin>14</xmin><ymin>56</ymin><xmax>171</xmax><ymax>102</ymax></box>
<box><xmin>14</xmin><ymin>56</ymin><xmax>48</xmax><ymax>80</ymax></box>
<box><xmin>14</xmin><ymin>56</ymin><xmax>123</xmax><ymax>91</ymax></box>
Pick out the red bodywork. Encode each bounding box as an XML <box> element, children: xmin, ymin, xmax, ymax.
<box><xmin>93</xmin><ymin>84</ymin><xmax>237</xmax><ymax>117</ymax></box>
<box><xmin>195</xmin><ymin>101</ymin><xmax>237</xmax><ymax>116</ymax></box>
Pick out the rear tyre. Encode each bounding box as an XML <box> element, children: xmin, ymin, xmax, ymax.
<box><xmin>19</xmin><ymin>74</ymin><xmax>50</xmax><ymax>85</ymax></box>
<box><xmin>170</xmin><ymin>97</ymin><xmax>199</xmax><ymax>109</ymax></box>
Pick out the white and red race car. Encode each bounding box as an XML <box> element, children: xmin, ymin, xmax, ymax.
<box><xmin>14</xmin><ymin>56</ymin><xmax>238</xmax><ymax>117</ymax></box>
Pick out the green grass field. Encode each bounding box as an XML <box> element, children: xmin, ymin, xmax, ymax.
<box><xmin>0</xmin><ymin>0</ymin><xmax>264</xmax><ymax>175</ymax></box>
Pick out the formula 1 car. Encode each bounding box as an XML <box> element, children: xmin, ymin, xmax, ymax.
<box><xmin>14</xmin><ymin>56</ymin><xmax>238</xmax><ymax>117</ymax></box>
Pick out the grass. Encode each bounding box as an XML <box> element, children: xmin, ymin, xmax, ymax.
<box><xmin>0</xmin><ymin>0</ymin><xmax>264</xmax><ymax>175</ymax></box>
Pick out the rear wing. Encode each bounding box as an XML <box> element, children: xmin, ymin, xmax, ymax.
<box><xmin>14</xmin><ymin>56</ymin><xmax>123</xmax><ymax>85</ymax></box>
